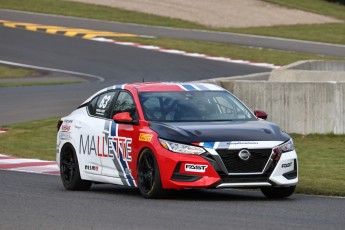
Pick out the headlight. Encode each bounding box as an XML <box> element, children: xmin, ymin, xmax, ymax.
<box><xmin>272</xmin><ymin>139</ymin><xmax>294</xmax><ymax>161</ymax></box>
<box><xmin>277</xmin><ymin>139</ymin><xmax>294</xmax><ymax>153</ymax></box>
<box><xmin>159</xmin><ymin>139</ymin><xmax>206</xmax><ymax>155</ymax></box>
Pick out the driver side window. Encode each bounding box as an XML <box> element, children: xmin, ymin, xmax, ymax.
<box><xmin>112</xmin><ymin>91</ymin><xmax>137</xmax><ymax>118</ymax></box>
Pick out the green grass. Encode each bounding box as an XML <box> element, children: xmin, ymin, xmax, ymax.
<box><xmin>0</xmin><ymin>118</ymin><xmax>58</xmax><ymax>161</ymax></box>
<box><xmin>1</xmin><ymin>0</ymin><xmax>345</xmax><ymax>45</ymax></box>
<box><xmin>263</xmin><ymin>0</ymin><xmax>345</xmax><ymax>20</ymax></box>
<box><xmin>0</xmin><ymin>65</ymin><xmax>82</xmax><ymax>87</ymax></box>
<box><xmin>0</xmin><ymin>65</ymin><xmax>37</xmax><ymax>78</ymax></box>
<box><xmin>236</xmin><ymin>0</ymin><xmax>345</xmax><ymax>44</ymax></box>
<box><xmin>114</xmin><ymin>37</ymin><xmax>345</xmax><ymax>66</ymax></box>
<box><xmin>0</xmin><ymin>81</ymin><xmax>82</xmax><ymax>87</ymax></box>
<box><xmin>291</xmin><ymin>134</ymin><xmax>345</xmax><ymax>196</ymax></box>
<box><xmin>227</xmin><ymin>23</ymin><xmax>345</xmax><ymax>45</ymax></box>
<box><xmin>1</xmin><ymin>118</ymin><xmax>344</xmax><ymax>196</ymax></box>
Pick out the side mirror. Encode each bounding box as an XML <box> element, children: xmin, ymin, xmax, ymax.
<box><xmin>113</xmin><ymin>112</ymin><xmax>133</xmax><ymax>123</ymax></box>
<box><xmin>254</xmin><ymin>110</ymin><xmax>268</xmax><ymax>120</ymax></box>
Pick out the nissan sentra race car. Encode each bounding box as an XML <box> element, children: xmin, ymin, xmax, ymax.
<box><xmin>57</xmin><ymin>82</ymin><xmax>298</xmax><ymax>199</ymax></box>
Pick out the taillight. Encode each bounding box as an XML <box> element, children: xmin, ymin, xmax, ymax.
<box><xmin>57</xmin><ymin>120</ymin><xmax>63</xmax><ymax>132</ymax></box>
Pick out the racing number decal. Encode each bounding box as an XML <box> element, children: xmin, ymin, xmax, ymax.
<box><xmin>99</xmin><ymin>95</ymin><xmax>112</xmax><ymax>109</ymax></box>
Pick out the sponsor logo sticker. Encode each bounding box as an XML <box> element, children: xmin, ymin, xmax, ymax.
<box><xmin>139</xmin><ymin>133</ymin><xmax>153</xmax><ymax>142</ymax></box>
<box><xmin>85</xmin><ymin>165</ymin><xmax>99</xmax><ymax>171</ymax></box>
<box><xmin>230</xmin><ymin>141</ymin><xmax>258</xmax><ymax>145</ymax></box>
<box><xmin>185</xmin><ymin>164</ymin><xmax>208</xmax><ymax>173</ymax></box>
<box><xmin>282</xmin><ymin>162</ymin><xmax>293</xmax><ymax>168</ymax></box>
<box><xmin>79</xmin><ymin>135</ymin><xmax>133</xmax><ymax>162</ymax></box>
<box><xmin>59</xmin><ymin>132</ymin><xmax>71</xmax><ymax>140</ymax></box>
<box><xmin>61</xmin><ymin>124</ymin><xmax>71</xmax><ymax>132</ymax></box>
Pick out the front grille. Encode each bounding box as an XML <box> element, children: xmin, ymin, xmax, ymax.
<box><xmin>217</xmin><ymin>149</ymin><xmax>272</xmax><ymax>173</ymax></box>
<box><xmin>218</xmin><ymin>172</ymin><xmax>271</xmax><ymax>183</ymax></box>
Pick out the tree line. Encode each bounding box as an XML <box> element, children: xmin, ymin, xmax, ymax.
<box><xmin>327</xmin><ymin>0</ymin><xmax>345</xmax><ymax>5</ymax></box>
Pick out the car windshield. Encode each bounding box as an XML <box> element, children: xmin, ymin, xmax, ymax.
<box><xmin>139</xmin><ymin>91</ymin><xmax>256</xmax><ymax>122</ymax></box>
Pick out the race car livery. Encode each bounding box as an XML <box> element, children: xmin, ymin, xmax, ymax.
<box><xmin>57</xmin><ymin>82</ymin><xmax>298</xmax><ymax>199</ymax></box>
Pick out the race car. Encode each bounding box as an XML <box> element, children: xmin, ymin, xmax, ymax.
<box><xmin>56</xmin><ymin>82</ymin><xmax>298</xmax><ymax>199</ymax></box>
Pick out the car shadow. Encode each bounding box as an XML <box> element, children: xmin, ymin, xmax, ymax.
<box><xmin>88</xmin><ymin>184</ymin><xmax>294</xmax><ymax>202</ymax></box>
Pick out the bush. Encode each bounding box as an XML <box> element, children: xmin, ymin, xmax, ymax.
<box><xmin>327</xmin><ymin>0</ymin><xmax>345</xmax><ymax>5</ymax></box>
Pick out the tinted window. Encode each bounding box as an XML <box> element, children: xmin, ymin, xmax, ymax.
<box><xmin>139</xmin><ymin>91</ymin><xmax>255</xmax><ymax>122</ymax></box>
<box><xmin>88</xmin><ymin>91</ymin><xmax>116</xmax><ymax>118</ymax></box>
<box><xmin>112</xmin><ymin>91</ymin><xmax>137</xmax><ymax>118</ymax></box>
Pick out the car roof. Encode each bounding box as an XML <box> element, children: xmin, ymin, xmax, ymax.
<box><xmin>125</xmin><ymin>82</ymin><xmax>225</xmax><ymax>92</ymax></box>
<box><xmin>81</xmin><ymin>82</ymin><xmax>225</xmax><ymax>105</ymax></box>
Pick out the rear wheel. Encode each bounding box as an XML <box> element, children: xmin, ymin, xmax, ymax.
<box><xmin>261</xmin><ymin>186</ymin><xmax>296</xmax><ymax>199</ymax></box>
<box><xmin>60</xmin><ymin>144</ymin><xmax>92</xmax><ymax>191</ymax></box>
<box><xmin>137</xmin><ymin>149</ymin><xmax>167</xmax><ymax>199</ymax></box>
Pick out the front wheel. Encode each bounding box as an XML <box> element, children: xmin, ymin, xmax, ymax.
<box><xmin>137</xmin><ymin>149</ymin><xmax>168</xmax><ymax>199</ymax></box>
<box><xmin>261</xmin><ymin>186</ymin><xmax>296</xmax><ymax>199</ymax></box>
<box><xmin>60</xmin><ymin>144</ymin><xmax>92</xmax><ymax>191</ymax></box>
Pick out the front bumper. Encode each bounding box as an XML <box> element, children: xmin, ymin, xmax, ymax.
<box><xmin>155</xmin><ymin>146</ymin><xmax>298</xmax><ymax>190</ymax></box>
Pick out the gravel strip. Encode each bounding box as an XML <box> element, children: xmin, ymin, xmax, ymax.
<box><xmin>67</xmin><ymin>0</ymin><xmax>342</xmax><ymax>28</ymax></box>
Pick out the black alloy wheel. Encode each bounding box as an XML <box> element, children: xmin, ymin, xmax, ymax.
<box><xmin>60</xmin><ymin>144</ymin><xmax>92</xmax><ymax>191</ymax></box>
<box><xmin>137</xmin><ymin>149</ymin><xmax>167</xmax><ymax>198</ymax></box>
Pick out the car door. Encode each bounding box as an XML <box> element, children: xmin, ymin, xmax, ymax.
<box><xmin>76</xmin><ymin>90</ymin><xmax>117</xmax><ymax>176</ymax></box>
<box><xmin>101</xmin><ymin>90</ymin><xmax>138</xmax><ymax>187</ymax></box>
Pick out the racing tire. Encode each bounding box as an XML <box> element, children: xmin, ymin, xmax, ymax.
<box><xmin>261</xmin><ymin>186</ymin><xmax>296</xmax><ymax>199</ymax></box>
<box><xmin>137</xmin><ymin>149</ymin><xmax>168</xmax><ymax>199</ymax></box>
<box><xmin>60</xmin><ymin>144</ymin><xmax>92</xmax><ymax>191</ymax></box>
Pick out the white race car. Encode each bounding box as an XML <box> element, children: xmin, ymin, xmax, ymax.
<box><xmin>57</xmin><ymin>82</ymin><xmax>298</xmax><ymax>199</ymax></box>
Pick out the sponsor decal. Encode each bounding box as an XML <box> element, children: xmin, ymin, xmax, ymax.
<box><xmin>64</xmin><ymin>119</ymin><xmax>73</xmax><ymax>123</ymax></box>
<box><xmin>85</xmin><ymin>165</ymin><xmax>99</xmax><ymax>171</ymax></box>
<box><xmin>79</xmin><ymin>135</ymin><xmax>132</xmax><ymax>162</ymax></box>
<box><xmin>96</xmin><ymin>108</ymin><xmax>106</xmax><ymax>116</ymax></box>
<box><xmin>59</xmin><ymin>132</ymin><xmax>71</xmax><ymax>140</ymax></box>
<box><xmin>139</xmin><ymin>133</ymin><xmax>153</xmax><ymax>142</ymax></box>
<box><xmin>61</xmin><ymin>124</ymin><xmax>71</xmax><ymax>132</ymax></box>
<box><xmin>185</xmin><ymin>164</ymin><xmax>208</xmax><ymax>173</ymax></box>
<box><xmin>282</xmin><ymin>162</ymin><xmax>293</xmax><ymax>168</ymax></box>
<box><xmin>231</xmin><ymin>141</ymin><xmax>258</xmax><ymax>145</ymax></box>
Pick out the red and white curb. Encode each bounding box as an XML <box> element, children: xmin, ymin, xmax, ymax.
<box><xmin>91</xmin><ymin>37</ymin><xmax>281</xmax><ymax>69</ymax></box>
<box><xmin>0</xmin><ymin>128</ymin><xmax>7</xmax><ymax>134</ymax></box>
<box><xmin>0</xmin><ymin>154</ymin><xmax>59</xmax><ymax>176</ymax></box>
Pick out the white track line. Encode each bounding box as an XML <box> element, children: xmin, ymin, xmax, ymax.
<box><xmin>91</xmin><ymin>37</ymin><xmax>281</xmax><ymax>69</ymax></box>
<box><xmin>0</xmin><ymin>60</ymin><xmax>105</xmax><ymax>82</ymax></box>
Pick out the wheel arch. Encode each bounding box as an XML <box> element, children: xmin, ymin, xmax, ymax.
<box><xmin>60</xmin><ymin>142</ymin><xmax>76</xmax><ymax>159</ymax></box>
<box><xmin>135</xmin><ymin>147</ymin><xmax>158</xmax><ymax>180</ymax></box>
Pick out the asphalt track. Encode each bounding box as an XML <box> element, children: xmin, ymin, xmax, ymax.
<box><xmin>0</xmin><ymin>25</ymin><xmax>269</xmax><ymax>125</ymax></box>
<box><xmin>1</xmin><ymin>170</ymin><xmax>344</xmax><ymax>230</ymax></box>
<box><xmin>1</xmin><ymin>10</ymin><xmax>345</xmax><ymax>230</ymax></box>
<box><xmin>1</xmin><ymin>9</ymin><xmax>345</xmax><ymax>58</ymax></box>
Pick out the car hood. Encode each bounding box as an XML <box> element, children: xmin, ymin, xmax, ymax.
<box><xmin>149</xmin><ymin>120</ymin><xmax>290</xmax><ymax>143</ymax></box>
